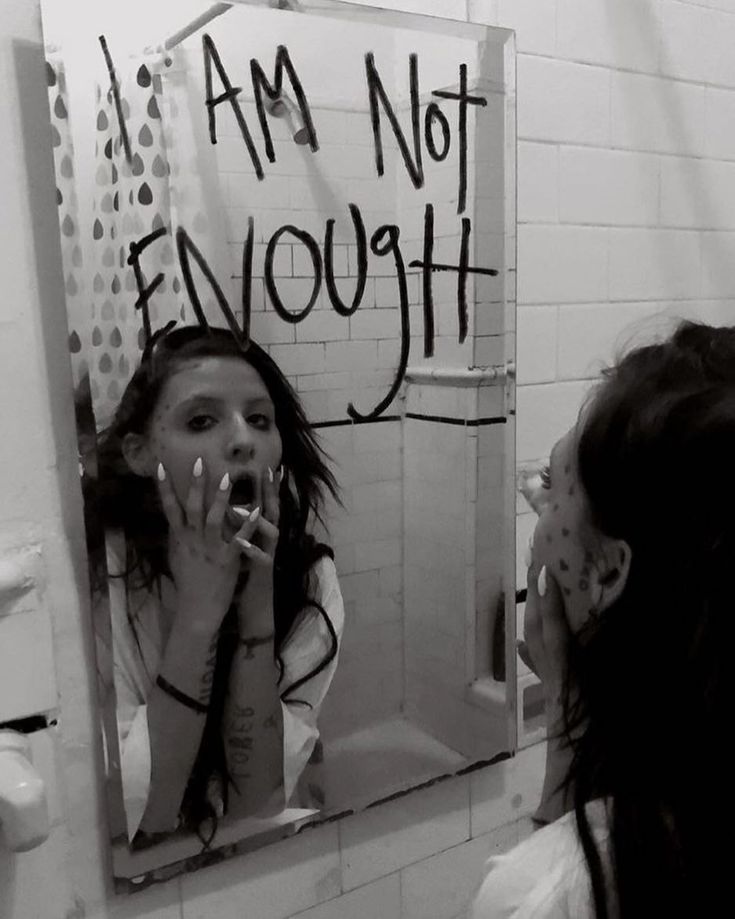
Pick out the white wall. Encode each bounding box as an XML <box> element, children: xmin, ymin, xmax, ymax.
<box><xmin>2</xmin><ymin>1</ymin><xmax>734</xmax><ymax>918</ymax></box>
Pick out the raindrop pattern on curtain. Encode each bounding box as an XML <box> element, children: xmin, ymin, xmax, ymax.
<box><xmin>88</xmin><ymin>54</ymin><xmax>189</xmax><ymax>426</ymax></box>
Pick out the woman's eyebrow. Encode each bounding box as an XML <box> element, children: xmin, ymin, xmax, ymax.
<box><xmin>175</xmin><ymin>393</ymin><xmax>223</xmax><ymax>410</ymax></box>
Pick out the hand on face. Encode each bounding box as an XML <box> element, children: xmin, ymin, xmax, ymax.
<box><xmin>156</xmin><ymin>457</ymin><xmax>243</xmax><ymax>628</ymax></box>
<box><xmin>520</xmin><ymin>556</ymin><xmax>571</xmax><ymax>731</ymax></box>
<box><xmin>156</xmin><ymin>459</ymin><xmax>285</xmax><ymax>631</ymax></box>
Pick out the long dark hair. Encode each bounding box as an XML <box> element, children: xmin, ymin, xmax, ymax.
<box><xmin>92</xmin><ymin>325</ymin><xmax>340</xmax><ymax>839</ymax></box>
<box><xmin>559</xmin><ymin>321</ymin><xmax>734</xmax><ymax>917</ymax></box>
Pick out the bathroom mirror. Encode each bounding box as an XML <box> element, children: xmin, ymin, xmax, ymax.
<box><xmin>40</xmin><ymin>0</ymin><xmax>516</xmax><ymax>887</ymax></box>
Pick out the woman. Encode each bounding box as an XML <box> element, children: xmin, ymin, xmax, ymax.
<box><xmin>471</xmin><ymin>320</ymin><xmax>732</xmax><ymax>917</ymax></box>
<box><xmin>91</xmin><ymin>324</ymin><xmax>343</xmax><ymax>845</ymax></box>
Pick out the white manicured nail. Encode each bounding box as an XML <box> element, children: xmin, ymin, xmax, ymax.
<box><xmin>219</xmin><ymin>472</ymin><xmax>230</xmax><ymax>491</ymax></box>
<box><xmin>249</xmin><ymin>506</ymin><xmax>261</xmax><ymax>524</ymax></box>
<box><xmin>267</xmin><ymin>466</ymin><xmax>274</xmax><ymax>484</ymax></box>
<box><xmin>157</xmin><ymin>462</ymin><xmax>166</xmax><ymax>482</ymax></box>
<box><xmin>231</xmin><ymin>506</ymin><xmax>250</xmax><ymax>518</ymax></box>
<box><xmin>235</xmin><ymin>536</ymin><xmax>253</xmax><ymax>550</ymax></box>
<box><xmin>193</xmin><ymin>457</ymin><xmax>203</xmax><ymax>478</ymax></box>
<box><xmin>538</xmin><ymin>565</ymin><xmax>547</xmax><ymax>597</ymax></box>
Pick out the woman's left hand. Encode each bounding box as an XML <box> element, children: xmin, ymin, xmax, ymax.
<box><xmin>235</xmin><ymin>466</ymin><xmax>282</xmax><ymax>635</ymax></box>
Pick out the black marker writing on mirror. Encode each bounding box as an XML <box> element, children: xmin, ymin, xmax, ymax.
<box><xmin>128</xmin><ymin>204</ymin><xmax>498</xmax><ymax>421</ymax></box>
<box><xmin>203</xmin><ymin>35</ymin><xmax>318</xmax><ymax>177</ymax></box>
<box><xmin>366</xmin><ymin>56</ymin><xmax>488</xmax><ymax>216</ymax></box>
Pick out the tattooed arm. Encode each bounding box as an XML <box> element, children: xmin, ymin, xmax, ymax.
<box><xmin>138</xmin><ymin>611</ymin><xmax>221</xmax><ymax>835</ymax></box>
<box><xmin>222</xmin><ymin>636</ymin><xmax>285</xmax><ymax>818</ymax></box>
<box><xmin>221</xmin><ymin>473</ymin><xmax>285</xmax><ymax>819</ymax></box>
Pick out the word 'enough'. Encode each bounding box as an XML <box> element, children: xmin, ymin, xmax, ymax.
<box><xmin>129</xmin><ymin>203</ymin><xmax>498</xmax><ymax>421</ymax></box>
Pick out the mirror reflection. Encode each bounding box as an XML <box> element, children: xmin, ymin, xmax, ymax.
<box><xmin>41</xmin><ymin>0</ymin><xmax>516</xmax><ymax>884</ymax></box>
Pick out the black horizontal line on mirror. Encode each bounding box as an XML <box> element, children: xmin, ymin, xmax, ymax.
<box><xmin>312</xmin><ymin>415</ymin><xmax>401</xmax><ymax>429</ymax></box>
<box><xmin>405</xmin><ymin>412</ymin><xmax>507</xmax><ymax>427</ymax></box>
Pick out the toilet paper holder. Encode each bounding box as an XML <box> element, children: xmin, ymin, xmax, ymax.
<box><xmin>0</xmin><ymin>729</ymin><xmax>49</xmax><ymax>852</ymax></box>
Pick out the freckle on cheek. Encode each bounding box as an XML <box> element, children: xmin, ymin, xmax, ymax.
<box><xmin>568</xmin><ymin>486</ymin><xmax>575</xmax><ymax>496</ymax></box>
<box><xmin>564</xmin><ymin>464</ymin><xmax>570</xmax><ymax>474</ymax></box>
<box><xmin>553</xmin><ymin>504</ymin><xmax>559</xmax><ymax>512</ymax></box>
<box><xmin>561</xmin><ymin>527</ymin><xmax>569</xmax><ymax>537</ymax></box>
<box><xmin>559</xmin><ymin>559</ymin><xmax>569</xmax><ymax>571</ymax></box>
<box><xmin>546</xmin><ymin>534</ymin><xmax>552</xmax><ymax>543</ymax></box>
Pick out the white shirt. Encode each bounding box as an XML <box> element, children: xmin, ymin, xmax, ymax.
<box><xmin>103</xmin><ymin>533</ymin><xmax>344</xmax><ymax>839</ymax></box>
<box><xmin>469</xmin><ymin>801</ymin><xmax>615</xmax><ymax>919</ymax></box>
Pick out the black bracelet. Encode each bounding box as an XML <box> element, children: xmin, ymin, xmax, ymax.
<box><xmin>239</xmin><ymin>633</ymin><xmax>275</xmax><ymax>650</ymax></box>
<box><xmin>156</xmin><ymin>674</ymin><xmax>208</xmax><ymax>715</ymax></box>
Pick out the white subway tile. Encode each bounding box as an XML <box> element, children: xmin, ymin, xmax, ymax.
<box><xmin>515</xmin><ymin>381</ymin><xmax>592</xmax><ymax>461</ymax></box>
<box><xmin>704</xmin><ymin>87</ymin><xmax>735</xmax><ymax>160</ymax></box>
<box><xmin>349</xmin><ymin>308</ymin><xmax>400</xmax><ymax>340</ymax></box>
<box><xmin>557</xmin><ymin>0</ymin><xmax>659</xmax><ymax>72</ymax></box>
<box><xmin>700</xmin><ymin>230</ymin><xmax>735</xmax><ymax>295</ymax></box>
<box><xmin>611</xmin><ymin>72</ymin><xmax>705</xmax><ymax>156</ymax></box>
<box><xmin>269</xmin><ymin>342</ymin><xmax>326</xmax><ymax>375</ymax></box>
<box><xmin>339</xmin><ymin>775</ymin><xmax>470</xmax><ymax>890</ymax></box>
<box><xmin>181</xmin><ymin>824</ymin><xmax>340</xmax><ymax>919</ymax></box>
<box><xmin>401</xmin><ymin>825</ymin><xmax>520</xmax><ymax>919</ymax></box>
<box><xmin>250</xmin><ymin>312</ymin><xmax>296</xmax><ymax>344</ymax></box>
<box><xmin>659</xmin><ymin>0</ymin><xmax>714</xmax><ymax>83</ymax></box>
<box><xmin>467</xmin><ymin>0</ymin><xmax>499</xmax><ymax>25</ymax></box>
<box><xmin>518</xmin><ymin>58</ymin><xmax>610</xmax><ymax>146</ymax></box>
<box><xmin>516</xmin><ymin>306</ymin><xmax>558</xmax><ymax>384</ymax></box>
<box><xmin>325</xmin><ymin>340</ymin><xmax>378</xmax><ymax>371</ymax></box>
<box><xmin>518</xmin><ymin>142</ymin><xmax>558</xmax><ymax>224</ymax></box>
<box><xmin>559</xmin><ymin>148</ymin><xmax>660</xmax><ymax>226</ymax></box>
<box><xmin>295</xmin><ymin>311</ymin><xmax>350</xmax><ymax>342</ymax></box>
<box><xmin>557</xmin><ymin>302</ymin><xmax>669</xmax><ymax>379</ymax></box>
<box><xmin>661</xmin><ymin>157</ymin><xmax>735</xmax><ymax>229</ymax></box>
<box><xmin>497</xmin><ymin>0</ymin><xmax>556</xmax><ymax>55</ymax></box>
<box><xmin>517</xmin><ymin>225</ymin><xmax>608</xmax><ymax>304</ymax></box>
<box><xmin>608</xmin><ymin>228</ymin><xmax>701</xmax><ymax>300</ymax></box>
<box><xmin>288</xmin><ymin>874</ymin><xmax>401</xmax><ymax>919</ymax></box>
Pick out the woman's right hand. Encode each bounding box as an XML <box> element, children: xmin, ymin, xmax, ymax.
<box><xmin>157</xmin><ymin>458</ymin><xmax>240</xmax><ymax>633</ymax></box>
<box><xmin>520</xmin><ymin>563</ymin><xmax>572</xmax><ymax>733</ymax></box>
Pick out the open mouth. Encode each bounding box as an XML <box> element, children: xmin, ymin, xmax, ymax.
<box><xmin>225</xmin><ymin>472</ymin><xmax>258</xmax><ymax>533</ymax></box>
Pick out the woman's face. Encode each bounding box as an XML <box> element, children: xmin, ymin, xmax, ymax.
<box><xmin>528</xmin><ymin>428</ymin><xmax>601</xmax><ymax>632</ymax></box>
<box><xmin>143</xmin><ymin>356</ymin><xmax>283</xmax><ymax>522</ymax></box>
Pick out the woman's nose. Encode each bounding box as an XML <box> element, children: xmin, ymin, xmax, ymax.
<box><xmin>225</xmin><ymin>415</ymin><xmax>255</xmax><ymax>459</ymax></box>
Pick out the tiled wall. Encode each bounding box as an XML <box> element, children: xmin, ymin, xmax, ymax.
<box><xmin>4</xmin><ymin>0</ymin><xmax>735</xmax><ymax>917</ymax></box>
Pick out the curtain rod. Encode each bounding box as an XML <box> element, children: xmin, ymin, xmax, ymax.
<box><xmin>164</xmin><ymin>3</ymin><xmax>233</xmax><ymax>51</ymax></box>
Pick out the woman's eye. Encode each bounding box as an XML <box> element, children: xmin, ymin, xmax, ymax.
<box><xmin>249</xmin><ymin>413</ymin><xmax>271</xmax><ymax>430</ymax></box>
<box><xmin>540</xmin><ymin>465</ymin><xmax>552</xmax><ymax>489</ymax></box>
<box><xmin>187</xmin><ymin>414</ymin><xmax>216</xmax><ymax>432</ymax></box>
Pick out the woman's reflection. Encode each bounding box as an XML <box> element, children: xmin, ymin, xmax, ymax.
<box><xmin>90</xmin><ymin>325</ymin><xmax>344</xmax><ymax>846</ymax></box>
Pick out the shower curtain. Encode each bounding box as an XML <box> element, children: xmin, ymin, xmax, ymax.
<box><xmin>47</xmin><ymin>44</ymin><xmax>234</xmax><ymax>428</ymax></box>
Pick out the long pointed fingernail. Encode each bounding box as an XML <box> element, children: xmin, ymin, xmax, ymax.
<box><xmin>268</xmin><ymin>466</ymin><xmax>274</xmax><ymax>484</ymax></box>
<box><xmin>219</xmin><ymin>472</ymin><xmax>230</xmax><ymax>491</ymax></box>
<box><xmin>235</xmin><ymin>536</ymin><xmax>253</xmax><ymax>549</ymax></box>
<box><xmin>157</xmin><ymin>462</ymin><xmax>166</xmax><ymax>482</ymax></box>
<box><xmin>279</xmin><ymin>464</ymin><xmax>285</xmax><ymax>483</ymax></box>
<box><xmin>193</xmin><ymin>457</ymin><xmax>203</xmax><ymax>478</ymax></box>
<box><xmin>249</xmin><ymin>505</ymin><xmax>261</xmax><ymax>524</ymax></box>
<box><xmin>231</xmin><ymin>505</ymin><xmax>250</xmax><ymax>518</ymax></box>
<box><xmin>538</xmin><ymin>565</ymin><xmax>547</xmax><ymax>597</ymax></box>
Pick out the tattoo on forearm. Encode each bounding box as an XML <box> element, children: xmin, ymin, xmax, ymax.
<box><xmin>198</xmin><ymin>634</ymin><xmax>219</xmax><ymax>705</ymax></box>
